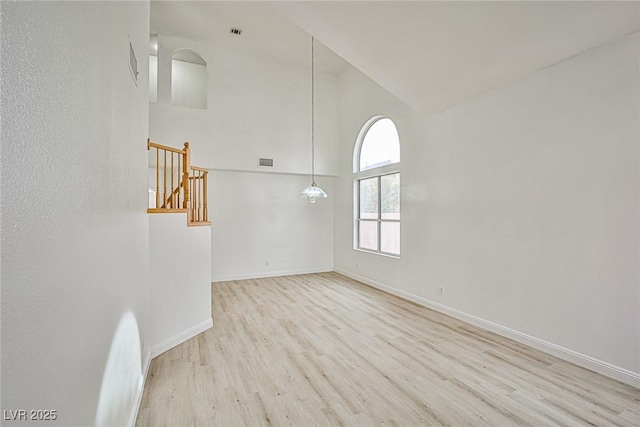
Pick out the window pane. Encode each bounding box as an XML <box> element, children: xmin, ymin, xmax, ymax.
<box><xmin>381</xmin><ymin>221</ymin><xmax>400</xmax><ymax>255</ymax></box>
<box><xmin>359</xmin><ymin>221</ymin><xmax>378</xmax><ymax>251</ymax></box>
<box><xmin>360</xmin><ymin>118</ymin><xmax>400</xmax><ymax>171</ymax></box>
<box><xmin>359</xmin><ymin>178</ymin><xmax>378</xmax><ymax>220</ymax></box>
<box><xmin>381</xmin><ymin>173</ymin><xmax>400</xmax><ymax>220</ymax></box>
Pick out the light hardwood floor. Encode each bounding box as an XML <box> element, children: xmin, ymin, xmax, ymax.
<box><xmin>136</xmin><ymin>272</ymin><xmax>640</xmax><ymax>426</ymax></box>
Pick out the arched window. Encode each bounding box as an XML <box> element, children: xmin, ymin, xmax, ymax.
<box><xmin>358</xmin><ymin>118</ymin><xmax>400</xmax><ymax>171</ymax></box>
<box><xmin>354</xmin><ymin>116</ymin><xmax>400</xmax><ymax>256</ymax></box>
<box><xmin>171</xmin><ymin>49</ymin><xmax>207</xmax><ymax>109</ymax></box>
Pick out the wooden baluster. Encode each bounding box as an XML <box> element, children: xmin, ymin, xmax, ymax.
<box><xmin>198</xmin><ymin>171</ymin><xmax>204</xmax><ymax>221</ymax></box>
<box><xmin>203</xmin><ymin>171</ymin><xmax>208</xmax><ymax>222</ymax></box>
<box><xmin>198</xmin><ymin>173</ymin><xmax>202</xmax><ymax>220</ymax></box>
<box><xmin>183</xmin><ymin>142</ymin><xmax>190</xmax><ymax>215</ymax></box>
<box><xmin>192</xmin><ymin>175</ymin><xmax>195</xmax><ymax>222</ymax></box>
<box><xmin>189</xmin><ymin>176</ymin><xmax>198</xmax><ymax>222</ymax></box>
<box><xmin>195</xmin><ymin>174</ymin><xmax>199</xmax><ymax>221</ymax></box>
<box><xmin>175</xmin><ymin>153</ymin><xmax>179</xmax><ymax>209</ymax></box>
<box><xmin>197</xmin><ymin>171</ymin><xmax>201</xmax><ymax>221</ymax></box>
<box><xmin>189</xmin><ymin>173</ymin><xmax>193</xmax><ymax>221</ymax></box>
<box><xmin>162</xmin><ymin>150</ymin><xmax>167</xmax><ymax>208</ymax></box>
<box><xmin>170</xmin><ymin>152</ymin><xmax>175</xmax><ymax>208</ymax></box>
<box><xmin>193</xmin><ymin>175</ymin><xmax>196</xmax><ymax>222</ymax></box>
<box><xmin>177</xmin><ymin>153</ymin><xmax>182</xmax><ymax>209</ymax></box>
<box><xmin>155</xmin><ymin>148</ymin><xmax>160</xmax><ymax>209</ymax></box>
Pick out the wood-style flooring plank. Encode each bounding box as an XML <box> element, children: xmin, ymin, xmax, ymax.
<box><xmin>136</xmin><ymin>272</ymin><xmax>640</xmax><ymax>426</ymax></box>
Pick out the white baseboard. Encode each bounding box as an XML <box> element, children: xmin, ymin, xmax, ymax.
<box><xmin>127</xmin><ymin>350</ymin><xmax>152</xmax><ymax>427</ymax></box>
<box><xmin>335</xmin><ymin>268</ymin><xmax>640</xmax><ymax>389</ymax></box>
<box><xmin>127</xmin><ymin>318</ymin><xmax>214</xmax><ymax>425</ymax></box>
<box><xmin>212</xmin><ymin>267</ymin><xmax>334</xmax><ymax>283</ymax></box>
<box><xmin>128</xmin><ymin>319</ymin><xmax>214</xmax><ymax>425</ymax></box>
<box><xmin>150</xmin><ymin>318</ymin><xmax>214</xmax><ymax>358</ymax></box>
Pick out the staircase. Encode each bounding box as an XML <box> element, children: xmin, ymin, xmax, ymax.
<box><xmin>147</xmin><ymin>139</ymin><xmax>211</xmax><ymax>226</ymax></box>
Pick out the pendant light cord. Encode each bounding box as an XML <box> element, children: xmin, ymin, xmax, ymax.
<box><xmin>311</xmin><ymin>36</ymin><xmax>316</xmax><ymax>186</ymax></box>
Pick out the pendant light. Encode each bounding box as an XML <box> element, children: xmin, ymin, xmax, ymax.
<box><xmin>300</xmin><ymin>36</ymin><xmax>328</xmax><ymax>204</ymax></box>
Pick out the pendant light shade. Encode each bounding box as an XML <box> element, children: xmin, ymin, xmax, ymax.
<box><xmin>300</xmin><ymin>36</ymin><xmax>328</xmax><ymax>203</ymax></box>
<box><xmin>300</xmin><ymin>182</ymin><xmax>328</xmax><ymax>204</ymax></box>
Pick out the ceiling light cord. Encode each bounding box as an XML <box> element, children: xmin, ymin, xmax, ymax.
<box><xmin>298</xmin><ymin>35</ymin><xmax>327</xmax><ymax>203</ymax></box>
<box><xmin>311</xmin><ymin>36</ymin><xmax>315</xmax><ymax>186</ymax></box>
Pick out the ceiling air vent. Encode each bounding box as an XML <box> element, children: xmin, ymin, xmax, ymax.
<box><xmin>230</xmin><ymin>27</ymin><xmax>243</xmax><ymax>36</ymax></box>
<box><xmin>259</xmin><ymin>158</ymin><xmax>274</xmax><ymax>167</ymax></box>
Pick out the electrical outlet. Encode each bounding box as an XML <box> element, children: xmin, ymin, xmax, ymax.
<box><xmin>439</xmin><ymin>287</ymin><xmax>445</xmax><ymax>295</ymax></box>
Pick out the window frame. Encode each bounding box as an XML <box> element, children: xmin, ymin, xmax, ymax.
<box><xmin>356</xmin><ymin>171</ymin><xmax>400</xmax><ymax>256</ymax></box>
<box><xmin>353</xmin><ymin>116</ymin><xmax>401</xmax><ymax>258</ymax></box>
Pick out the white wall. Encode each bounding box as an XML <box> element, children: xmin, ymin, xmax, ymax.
<box><xmin>171</xmin><ymin>59</ymin><xmax>207</xmax><ymax>109</ymax></box>
<box><xmin>150</xmin><ymin>34</ymin><xmax>339</xmax><ymax>175</ymax></box>
<box><xmin>335</xmin><ymin>34</ymin><xmax>640</xmax><ymax>384</ymax></box>
<box><xmin>149</xmin><ymin>34</ymin><xmax>338</xmax><ymax>280</ymax></box>
<box><xmin>333</xmin><ymin>65</ymin><xmax>415</xmax><ymax>287</ymax></box>
<box><xmin>149</xmin><ymin>55</ymin><xmax>158</xmax><ymax>103</ymax></box>
<box><xmin>1</xmin><ymin>2</ymin><xmax>150</xmax><ymax>426</ymax></box>
<box><xmin>151</xmin><ymin>34</ymin><xmax>339</xmax><ymax>175</ymax></box>
<box><xmin>149</xmin><ymin>214</ymin><xmax>212</xmax><ymax>353</ymax></box>
<box><xmin>211</xmin><ymin>171</ymin><xmax>334</xmax><ymax>282</ymax></box>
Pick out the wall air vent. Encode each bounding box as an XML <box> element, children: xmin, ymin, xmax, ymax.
<box><xmin>129</xmin><ymin>41</ymin><xmax>138</xmax><ymax>85</ymax></box>
<box><xmin>230</xmin><ymin>27</ymin><xmax>243</xmax><ymax>36</ymax></box>
<box><xmin>259</xmin><ymin>158</ymin><xmax>274</xmax><ymax>167</ymax></box>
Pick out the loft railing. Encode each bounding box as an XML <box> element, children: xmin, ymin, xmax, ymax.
<box><xmin>147</xmin><ymin>139</ymin><xmax>188</xmax><ymax>211</ymax></box>
<box><xmin>147</xmin><ymin>139</ymin><xmax>210</xmax><ymax>226</ymax></box>
<box><xmin>189</xmin><ymin>166</ymin><xmax>208</xmax><ymax>224</ymax></box>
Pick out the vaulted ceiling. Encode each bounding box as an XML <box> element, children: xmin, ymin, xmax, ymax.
<box><xmin>152</xmin><ymin>1</ymin><xmax>640</xmax><ymax>114</ymax></box>
<box><xmin>150</xmin><ymin>1</ymin><xmax>349</xmax><ymax>74</ymax></box>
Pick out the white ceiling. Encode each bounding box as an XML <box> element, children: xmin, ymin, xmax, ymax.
<box><xmin>152</xmin><ymin>1</ymin><xmax>640</xmax><ymax>114</ymax></box>
<box><xmin>150</xmin><ymin>1</ymin><xmax>349</xmax><ymax>74</ymax></box>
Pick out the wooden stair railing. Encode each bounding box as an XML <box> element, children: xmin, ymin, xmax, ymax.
<box><xmin>189</xmin><ymin>166</ymin><xmax>208</xmax><ymax>224</ymax></box>
<box><xmin>147</xmin><ymin>139</ymin><xmax>211</xmax><ymax>226</ymax></box>
<box><xmin>161</xmin><ymin>181</ymin><xmax>183</xmax><ymax>209</ymax></box>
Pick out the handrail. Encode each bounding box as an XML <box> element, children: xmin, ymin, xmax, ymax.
<box><xmin>147</xmin><ymin>138</ymin><xmax>210</xmax><ymax>226</ymax></box>
<box><xmin>147</xmin><ymin>139</ymin><xmax>187</xmax><ymax>155</ymax></box>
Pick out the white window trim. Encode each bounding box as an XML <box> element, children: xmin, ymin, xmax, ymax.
<box><xmin>352</xmin><ymin>115</ymin><xmax>401</xmax><ymax>257</ymax></box>
<box><xmin>354</xmin><ymin>172</ymin><xmax>401</xmax><ymax>257</ymax></box>
<box><xmin>353</xmin><ymin>115</ymin><xmax>385</xmax><ymax>174</ymax></box>
<box><xmin>353</xmin><ymin>163</ymin><xmax>400</xmax><ymax>181</ymax></box>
